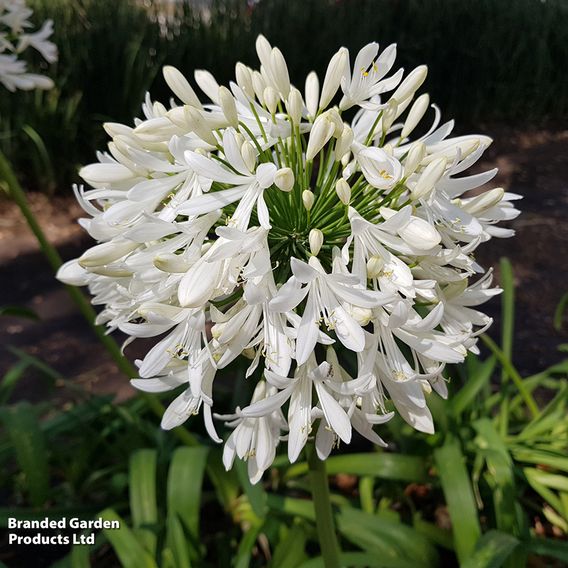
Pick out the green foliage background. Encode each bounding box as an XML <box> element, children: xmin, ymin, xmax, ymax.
<box><xmin>1</xmin><ymin>0</ymin><xmax>567</xmax><ymax>192</ymax></box>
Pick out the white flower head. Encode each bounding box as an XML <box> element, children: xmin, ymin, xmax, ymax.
<box><xmin>59</xmin><ymin>35</ymin><xmax>519</xmax><ymax>483</ymax></box>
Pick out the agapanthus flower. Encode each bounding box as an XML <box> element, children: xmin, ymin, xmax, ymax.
<box><xmin>0</xmin><ymin>0</ymin><xmax>57</xmax><ymax>91</ymax></box>
<box><xmin>58</xmin><ymin>35</ymin><xmax>520</xmax><ymax>483</ymax></box>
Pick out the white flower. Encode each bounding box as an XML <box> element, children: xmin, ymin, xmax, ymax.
<box><xmin>0</xmin><ymin>1</ymin><xmax>57</xmax><ymax>92</ymax></box>
<box><xmin>59</xmin><ymin>34</ymin><xmax>520</xmax><ymax>483</ymax></box>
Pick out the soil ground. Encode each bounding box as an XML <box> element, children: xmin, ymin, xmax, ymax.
<box><xmin>0</xmin><ymin>126</ymin><xmax>567</xmax><ymax>405</ymax></box>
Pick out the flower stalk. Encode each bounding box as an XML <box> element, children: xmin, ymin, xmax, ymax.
<box><xmin>307</xmin><ymin>443</ymin><xmax>341</xmax><ymax>568</ymax></box>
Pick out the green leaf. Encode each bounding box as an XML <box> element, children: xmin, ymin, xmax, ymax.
<box><xmin>164</xmin><ymin>515</ymin><xmax>192</xmax><ymax>568</ymax></box>
<box><xmin>0</xmin><ymin>403</ymin><xmax>49</xmax><ymax>507</ymax></box>
<box><xmin>235</xmin><ymin>458</ymin><xmax>268</xmax><ymax>518</ymax></box>
<box><xmin>99</xmin><ymin>509</ymin><xmax>158</xmax><ymax>568</ymax></box>
<box><xmin>434</xmin><ymin>437</ymin><xmax>481</xmax><ymax>563</ymax></box>
<box><xmin>553</xmin><ymin>291</ymin><xmax>568</xmax><ymax>331</ymax></box>
<box><xmin>285</xmin><ymin>452</ymin><xmax>428</xmax><ymax>482</ymax></box>
<box><xmin>0</xmin><ymin>360</ymin><xmax>30</xmax><ymax>404</ymax></box>
<box><xmin>526</xmin><ymin>537</ymin><xmax>568</xmax><ymax>563</ymax></box>
<box><xmin>461</xmin><ymin>530</ymin><xmax>519</xmax><ymax>568</ymax></box>
<box><xmin>70</xmin><ymin>541</ymin><xmax>92</xmax><ymax>568</ymax></box>
<box><xmin>336</xmin><ymin>508</ymin><xmax>438</xmax><ymax>567</ymax></box>
<box><xmin>129</xmin><ymin>449</ymin><xmax>158</xmax><ymax>557</ymax></box>
<box><xmin>166</xmin><ymin>447</ymin><xmax>209</xmax><ymax>563</ymax></box>
<box><xmin>234</xmin><ymin>523</ymin><xmax>263</xmax><ymax>568</ymax></box>
<box><xmin>451</xmin><ymin>356</ymin><xmax>496</xmax><ymax>416</ymax></box>
<box><xmin>297</xmin><ymin>552</ymin><xmax>407</xmax><ymax>568</ymax></box>
<box><xmin>271</xmin><ymin>523</ymin><xmax>309</xmax><ymax>568</ymax></box>
<box><xmin>473</xmin><ymin>419</ymin><xmax>519</xmax><ymax>536</ymax></box>
<box><xmin>0</xmin><ymin>305</ymin><xmax>39</xmax><ymax>320</ymax></box>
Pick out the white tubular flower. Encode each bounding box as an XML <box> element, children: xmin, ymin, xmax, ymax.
<box><xmin>0</xmin><ymin>1</ymin><xmax>57</xmax><ymax>91</ymax></box>
<box><xmin>60</xmin><ymin>35</ymin><xmax>520</xmax><ymax>483</ymax></box>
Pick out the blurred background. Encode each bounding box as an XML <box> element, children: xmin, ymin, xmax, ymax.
<box><xmin>0</xmin><ymin>1</ymin><xmax>567</xmax><ymax>566</ymax></box>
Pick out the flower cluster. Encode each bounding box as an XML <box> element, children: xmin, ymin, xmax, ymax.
<box><xmin>0</xmin><ymin>0</ymin><xmax>57</xmax><ymax>91</ymax></box>
<box><xmin>58</xmin><ymin>36</ymin><xmax>520</xmax><ymax>482</ymax></box>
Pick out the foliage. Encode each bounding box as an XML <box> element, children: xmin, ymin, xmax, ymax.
<box><xmin>1</xmin><ymin>0</ymin><xmax>568</xmax><ymax>193</ymax></box>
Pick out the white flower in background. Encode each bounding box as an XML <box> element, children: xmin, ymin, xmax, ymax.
<box><xmin>58</xmin><ymin>35</ymin><xmax>520</xmax><ymax>483</ymax></box>
<box><xmin>0</xmin><ymin>0</ymin><xmax>57</xmax><ymax>91</ymax></box>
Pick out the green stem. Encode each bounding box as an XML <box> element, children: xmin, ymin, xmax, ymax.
<box><xmin>0</xmin><ymin>150</ymin><xmax>198</xmax><ymax>447</ymax></box>
<box><xmin>307</xmin><ymin>443</ymin><xmax>341</xmax><ymax>568</ymax></box>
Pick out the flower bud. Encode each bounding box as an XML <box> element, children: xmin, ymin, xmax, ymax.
<box><xmin>241</xmin><ymin>142</ymin><xmax>257</xmax><ymax>173</ymax></box>
<box><xmin>306</xmin><ymin>114</ymin><xmax>335</xmax><ymax>160</ymax></box>
<box><xmin>320</xmin><ymin>47</ymin><xmax>348</xmax><ymax>110</ymax></box>
<box><xmin>309</xmin><ymin>229</ymin><xmax>324</xmax><ymax>255</ymax></box>
<box><xmin>305</xmin><ymin>71</ymin><xmax>319</xmax><ymax>118</ymax></box>
<box><xmin>335</xmin><ymin>124</ymin><xmax>353</xmax><ymax>161</ymax></box>
<box><xmin>367</xmin><ymin>255</ymin><xmax>384</xmax><ymax>278</ymax></box>
<box><xmin>79</xmin><ymin>240</ymin><xmax>138</xmax><ymax>268</ymax></box>
<box><xmin>163</xmin><ymin>66</ymin><xmax>202</xmax><ymax>108</ymax></box>
<box><xmin>286</xmin><ymin>87</ymin><xmax>303</xmax><ymax>124</ymax></box>
<box><xmin>218</xmin><ymin>86</ymin><xmax>238</xmax><ymax>127</ymax></box>
<box><xmin>412</xmin><ymin>157</ymin><xmax>447</xmax><ymax>200</ymax></box>
<box><xmin>401</xmin><ymin>94</ymin><xmax>430</xmax><ymax>139</ymax></box>
<box><xmin>274</xmin><ymin>167</ymin><xmax>295</xmax><ymax>192</ymax></box>
<box><xmin>403</xmin><ymin>142</ymin><xmax>426</xmax><ymax>176</ymax></box>
<box><xmin>235</xmin><ymin>62</ymin><xmax>254</xmax><ymax>98</ymax></box>
<box><xmin>391</xmin><ymin>65</ymin><xmax>428</xmax><ymax>103</ymax></box>
<box><xmin>462</xmin><ymin>187</ymin><xmax>505</xmax><ymax>214</ymax></box>
<box><xmin>263</xmin><ymin>86</ymin><xmax>279</xmax><ymax>114</ymax></box>
<box><xmin>252</xmin><ymin>71</ymin><xmax>267</xmax><ymax>105</ymax></box>
<box><xmin>381</xmin><ymin>98</ymin><xmax>399</xmax><ymax>134</ymax></box>
<box><xmin>154</xmin><ymin>254</ymin><xmax>191</xmax><ymax>273</ymax></box>
<box><xmin>184</xmin><ymin>106</ymin><xmax>217</xmax><ymax>146</ymax></box>
<box><xmin>302</xmin><ymin>190</ymin><xmax>315</xmax><ymax>211</ymax></box>
<box><xmin>270</xmin><ymin>47</ymin><xmax>291</xmax><ymax>97</ymax></box>
<box><xmin>335</xmin><ymin>178</ymin><xmax>351</xmax><ymax>205</ymax></box>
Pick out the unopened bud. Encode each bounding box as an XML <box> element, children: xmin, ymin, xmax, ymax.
<box><xmin>401</xmin><ymin>94</ymin><xmax>430</xmax><ymax>139</ymax></box>
<box><xmin>241</xmin><ymin>142</ymin><xmax>257</xmax><ymax>173</ymax></box>
<box><xmin>274</xmin><ymin>167</ymin><xmax>295</xmax><ymax>192</ymax></box>
<box><xmin>286</xmin><ymin>87</ymin><xmax>303</xmax><ymax>124</ymax></box>
<box><xmin>321</xmin><ymin>47</ymin><xmax>348</xmax><ymax>110</ymax></box>
<box><xmin>252</xmin><ymin>71</ymin><xmax>267</xmax><ymax>105</ymax></box>
<box><xmin>218</xmin><ymin>86</ymin><xmax>238</xmax><ymax>127</ymax></box>
<box><xmin>79</xmin><ymin>240</ymin><xmax>138</xmax><ymax>268</ymax></box>
<box><xmin>163</xmin><ymin>66</ymin><xmax>202</xmax><ymax>108</ymax></box>
<box><xmin>367</xmin><ymin>255</ymin><xmax>384</xmax><ymax>278</ymax></box>
<box><xmin>391</xmin><ymin>65</ymin><xmax>428</xmax><ymax>103</ymax></box>
<box><xmin>412</xmin><ymin>157</ymin><xmax>447</xmax><ymax>200</ymax></box>
<box><xmin>264</xmin><ymin>86</ymin><xmax>279</xmax><ymax>114</ymax></box>
<box><xmin>335</xmin><ymin>179</ymin><xmax>351</xmax><ymax>205</ymax></box>
<box><xmin>403</xmin><ymin>142</ymin><xmax>426</xmax><ymax>176</ymax></box>
<box><xmin>462</xmin><ymin>187</ymin><xmax>505</xmax><ymax>214</ymax></box>
<box><xmin>185</xmin><ymin>106</ymin><xmax>217</xmax><ymax>146</ymax></box>
<box><xmin>309</xmin><ymin>229</ymin><xmax>324</xmax><ymax>255</ymax></box>
<box><xmin>302</xmin><ymin>190</ymin><xmax>315</xmax><ymax>211</ymax></box>
<box><xmin>270</xmin><ymin>47</ymin><xmax>290</xmax><ymax>97</ymax></box>
<box><xmin>381</xmin><ymin>99</ymin><xmax>399</xmax><ymax>134</ymax></box>
<box><xmin>335</xmin><ymin>125</ymin><xmax>353</xmax><ymax>161</ymax></box>
<box><xmin>305</xmin><ymin>71</ymin><xmax>319</xmax><ymax>118</ymax></box>
<box><xmin>306</xmin><ymin>116</ymin><xmax>335</xmax><ymax>161</ymax></box>
<box><xmin>235</xmin><ymin>62</ymin><xmax>254</xmax><ymax>98</ymax></box>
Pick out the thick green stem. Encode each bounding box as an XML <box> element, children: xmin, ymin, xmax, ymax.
<box><xmin>307</xmin><ymin>443</ymin><xmax>341</xmax><ymax>568</ymax></box>
<box><xmin>0</xmin><ymin>150</ymin><xmax>198</xmax><ymax>447</ymax></box>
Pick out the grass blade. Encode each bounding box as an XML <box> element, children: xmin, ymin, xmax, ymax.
<box><xmin>434</xmin><ymin>437</ymin><xmax>481</xmax><ymax>563</ymax></box>
<box><xmin>99</xmin><ymin>508</ymin><xmax>157</xmax><ymax>568</ymax></box>
<box><xmin>129</xmin><ymin>449</ymin><xmax>158</xmax><ymax>557</ymax></box>
<box><xmin>461</xmin><ymin>530</ymin><xmax>519</xmax><ymax>568</ymax></box>
<box><xmin>1</xmin><ymin>402</ymin><xmax>49</xmax><ymax>507</ymax></box>
<box><xmin>285</xmin><ymin>452</ymin><xmax>428</xmax><ymax>482</ymax></box>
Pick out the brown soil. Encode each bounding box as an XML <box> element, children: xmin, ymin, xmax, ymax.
<box><xmin>0</xmin><ymin>126</ymin><xmax>567</xmax><ymax>404</ymax></box>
